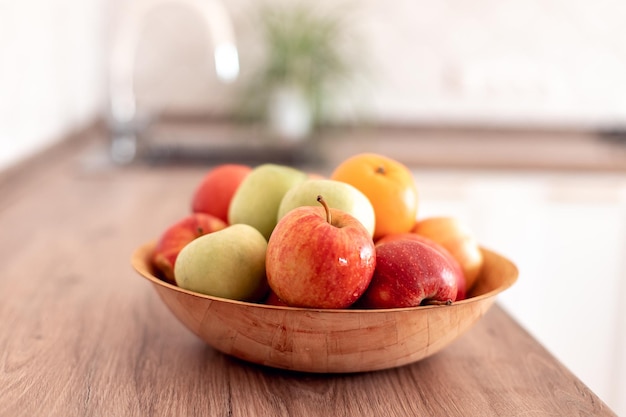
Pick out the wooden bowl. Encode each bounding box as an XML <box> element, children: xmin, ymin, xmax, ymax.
<box><xmin>131</xmin><ymin>242</ymin><xmax>517</xmax><ymax>373</ymax></box>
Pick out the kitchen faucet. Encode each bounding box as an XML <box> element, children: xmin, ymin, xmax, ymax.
<box><xmin>108</xmin><ymin>0</ymin><xmax>239</xmax><ymax>164</ymax></box>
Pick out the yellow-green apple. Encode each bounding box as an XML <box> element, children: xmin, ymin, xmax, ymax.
<box><xmin>412</xmin><ymin>217</ymin><xmax>483</xmax><ymax>292</ymax></box>
<box><xmin>151</xmin><ymin>213</ymin><xmax>227</xmax><ymax>284</ymax></box>
<box><xmin>174</xmin><ymin>224</ymin><xmax>269</xmax><ymax>301</ymax></box>
<box><xmin>277</xmin><ymin>179</ymin><xmax>376</xmax><ymax>237</ymax></box>
<box><xmin>228</xmin><ymin>164</ymin><xmax>308</xmax><ymax>240</ymax></box>
<box><xmin>356</xmin><ymin>238</ymin><xmax>458</xmax><ymax>309</ymax></box>
<box><xmin>191</xmin><ymin>164</ymin><xmax>251</xmax><ymax>223</ymax></box>
<box><xmin>266</xmin><ymin>196</ymin><xmax>376</xmax><ymax>309</ymax></box>
<box><xmin>377</xmin><ymin>233</ymin><xmax>467</xmax><ymax>300</ymax></box>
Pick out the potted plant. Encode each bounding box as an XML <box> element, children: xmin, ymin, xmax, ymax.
<box><xmin>237</xmin><ymin>4</ymin><xmax>358</xmax><ymax>141</ymax></box>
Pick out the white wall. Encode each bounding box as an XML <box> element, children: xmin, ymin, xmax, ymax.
<box><xmin>0</xmin><ymin>0</ymin><xmax>105</xmax><ymax>171</ymax></box>
<box><xmin>351</xmin><ymin>0</ymin><xmax>626</xmax><ymax>128</ymax></box>
<box><xmin>3</xmin><ymin>0</ymin><xmax>626</xmax><ymax>171</ymax></box>
<box><xmin>118</xmin><ymin>0</ymin><xmax>626</xmax><ymax>129</ymax></box>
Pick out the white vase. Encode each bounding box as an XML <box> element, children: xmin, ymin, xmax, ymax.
<box><xmin>267</xmin><ymin>86</ymin><xmax>313</xmax><ymax>142</ymax></box>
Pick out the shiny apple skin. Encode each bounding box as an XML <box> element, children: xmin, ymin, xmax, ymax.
<box><xmin>376</xmin><ymin>233</ymin><xmax>467</xmax><ymax>301</ymax></box>
<box><xmin>357</xmin><ymin>239</ymin><xmax>458</xmax><ymax>309</ymax></box>
<box><xmin>266</xmin><ymin>206</ymin><xmax>376</xmax><ymax>309</ymax></box>
<box><xmin>412</xmin><ymin>217</ymin><xmax>483</xmax><ymax>292</ymax></box>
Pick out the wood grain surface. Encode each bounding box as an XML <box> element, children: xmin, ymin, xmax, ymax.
<box><xmin>0</xmin><ymin>132</ymin><xmax>617</xmax><ymax>416</ymax></box>
<box><xmin>132</xmin><ymin>242</ymin><xmax>517</xmax><ymax>374</ymax></box>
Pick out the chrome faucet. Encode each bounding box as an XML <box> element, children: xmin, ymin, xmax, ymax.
<box><xmin>108</xmin><ymin>0</ymin><xmax>239</xmax><ymax>164</ymax></box>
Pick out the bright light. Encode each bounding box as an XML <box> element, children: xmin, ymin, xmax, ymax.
<box><xmin>214</xmin><ymin>43</ymin><xmax>239</xmax><ymax>83</ymax></box>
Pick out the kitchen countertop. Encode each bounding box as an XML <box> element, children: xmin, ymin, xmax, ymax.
<box><xmin>0</xmin><ymin>127</ymin><xmax>618</xmax><ymax>416</ymax></box>
<box><xmin>138</xmin><ymin>118</ymin><xmax>626</xmax><ymax>172</ymax></box>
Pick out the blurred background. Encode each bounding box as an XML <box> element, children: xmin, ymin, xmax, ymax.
<box><xmin>1</xmin><ymin>0</ymin><xmax>625</xmax><ymax>413</ymax></box>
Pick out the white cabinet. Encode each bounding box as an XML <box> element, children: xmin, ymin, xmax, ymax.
<box><xmin>414</xmin><ymin>169</ymin><xmax>626</xmax><ymax>415</ymax></box>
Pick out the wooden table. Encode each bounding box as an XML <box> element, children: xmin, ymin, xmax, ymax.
<box><xmin>0</xmin><ymin>133</ymin><xmax>617</xmax><ymax>416</ymax></box>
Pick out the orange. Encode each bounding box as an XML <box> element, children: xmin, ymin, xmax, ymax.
<box><xmin>330</xmin><ymin>153</ymin><xmax>418</xmax><ymax>239</ymax></box>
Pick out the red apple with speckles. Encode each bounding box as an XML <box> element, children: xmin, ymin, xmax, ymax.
<box><xmin>266</xmin><ymin>195</ymin><xmax>376</xmax><ymax>309</ymax></box>
<box><xmin>152</xmin><ymin>213</ymin><xmax>227</xmax><ymax>284</ymax></box>
<box><xmin>376</xmin><ymin>233</ymin><xmax>466</xmax><ymax>300</ymax></box>
<box><xmin>356</xmin><ymin>238</ymin><xmax>458</xmax><ymax>309</ymax></box>
<box><xmin>191</xmin><ymin>164</ymin><xmax>251</xmax><ymax>223</ymax></box>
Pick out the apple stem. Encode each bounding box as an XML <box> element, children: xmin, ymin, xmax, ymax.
<box><xmin>423</xmin><ymin>299</ymin><xmax>453</xmax><ymax>306</ymax></box>
<box><xmin>316</xmin><ymin>195</ymin><xmax>331</xmax><ymax>224</ymax></box>
<box><xmin>197</xmin><ymin>226</ymin><xmax>204</xmax><ymax>235</ymax></box>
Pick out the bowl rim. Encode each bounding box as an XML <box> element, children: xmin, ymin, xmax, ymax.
<box><xmin>131</xmin><ymin>241</ymin><xmax>518</xmax><ymax>314</ymax></box>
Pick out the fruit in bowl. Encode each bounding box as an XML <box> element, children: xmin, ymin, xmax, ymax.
<box><xmin>277</xmin><ymin>179</ymin><xmax>376</xmax><ymax>238</ymax></box>
<box><xmin>356</xmin><ymin>237</ymin><xmax>460</xmax><ymax>309</ymax></box>
<box><xmin>412</xmin><ymin>217</ymin><xmax>484</xmax><ymax>292</ymax></box>
<box><xmin>377</xmin><ymin>233</ymin><xmax>467</xmax><ymax>300</ymax></box>
<box><xmin>267</xmin><ymin>196</ymin><xmax>376</xmax><ymax>309</ymax></box>
<box><xmin>331</xmin><ymin>153</ymin><xmax>418</xmax><ymax>240</ymax></box>
<box><xmin>228</xmin><ymin>163</ymin><xmax>308</xmax><ymax>240</ymax></box>
<box><xmin>151</xmin><ymin>213</ymin><xmax>227</xmax><ymax>284</ymax></box>
<box><xmin>191</xmin><ymin>164</ymin><xmax>251</xmax><ymax>223</ymax></box>
<box><xmin>133</xmin><ymin>154</ymin><xmax>518</xmax><ymax>373</ymax></box>
<box><xmin>174</xmin><ymin>224</ymin><xmax>269</xmax><ymax>302</ymax></box>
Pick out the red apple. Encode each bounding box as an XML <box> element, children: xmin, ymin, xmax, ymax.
<box><xmin>264</xmin><ymin>291</ymin><xmax>289</xmax><ymax>306</ymax></box>
<box><xmin>266</xmin><ymin>195</ymin><xmax>376</xmax><ymax>309</ymax></box>
<box><xmin>412</xmin><ymin>217</ymin><xmax>483</xmax><ymax>292</ymax></box>
<box><xmin>356</xmin><ymin>238</ymin><xmax>458</xmax><ymax>309</ymax></box>
<box><xmin>151</xmin><ymin>213</ymin><xmax>227</xmax><ymax>284</ymax></box>
<box><xmin>377</xmin><ymin>233</ymin><xmax>467</xmax><ymax>300</ymax></box>
<box><xmin>191</xmin><ymin>164</ymin><xmax>251</xmax><ymax>223</ymax></box>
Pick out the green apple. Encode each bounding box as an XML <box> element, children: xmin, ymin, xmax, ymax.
<box><xmin>278</xmin><ymin>179</ymin><xmax>376</xmax><ymax>237</ymax></box>
<box><xmin>228</xmin><ymin>164</ymin><xmax>308</xmax><ymax>240</ymax></box>
<box><xmin>174</xmin><ymin>224</ymin><xmax>269</xmax><ymax>301</ymax></box>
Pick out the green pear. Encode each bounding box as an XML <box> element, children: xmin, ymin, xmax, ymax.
<box><xmin>278</xmin><ymin>179</ymin><xmax>376</xmax><ymax>237</ymax></box>
<box><xmin>228</xmin><ymin>164</ymin><xmax>308</xmax><ymax>240</ymax></box>
<box><xmin>174</xmin><ymin>224</ymin><xmax>268</xmax><ymax>301</ymax></box>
